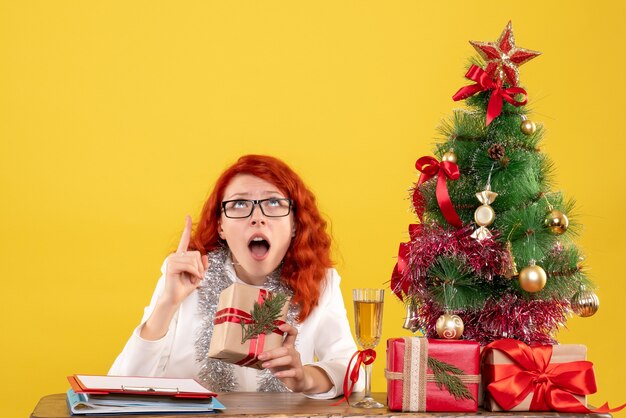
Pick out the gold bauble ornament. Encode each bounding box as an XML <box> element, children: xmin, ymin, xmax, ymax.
<box><xmin>518</xmin><ymin>260</ymin><xmax>547</xmax><ymax>293</ymax></box>
<box><xmin>435</xmin><ymin>313</ymin><xmax>464</xmax><ymax>339</ymax></box>
<box><xmin>544</xmin><ymin>209</ymin><xmax>569</xmax><ymax>235</ymax></box>
<box><xmin>571</xmin><ymin>288</ymin><xmax>600</xmax><ymax>317</ymax></box>
<box><xmin>520</xmin><ymin>119</ymin><xmax>537</xmax><ymax>135</ymax></box>
<box><xmin>442</xmin><ymin>150</ymin><xmax>457</xmax><ymax>164</ymax></box>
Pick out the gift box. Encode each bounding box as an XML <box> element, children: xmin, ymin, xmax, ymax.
<box><xmin>386</xmin><ymin>337</ymin><xmax>480</xmax><ymax>412</ymax></box>
<box><xmin>482</xmin><ymin>339</ymin><xmax>591</xmax><ymax>412</ymax></box>
<box><xmin>207</xmin><ymin>283</ymin><xmax>288</xmax><ymax>369</ymax></box>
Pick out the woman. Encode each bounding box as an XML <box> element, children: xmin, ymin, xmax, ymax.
<box><xmin>109</xmin><ymin>154</ymin><xmax>360</xmax><ymax>399</ymax></box>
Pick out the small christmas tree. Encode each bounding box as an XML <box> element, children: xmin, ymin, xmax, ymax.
<box><xmin>392</xmin><ymin>21</ymin><xmax>599</xmax><ymax>345</ymax></box>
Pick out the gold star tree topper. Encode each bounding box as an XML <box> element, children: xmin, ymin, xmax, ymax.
<box><xmin>470</xmin><ymin>21</ymin><xmax>541</xmax><ymax>87</ymax></box>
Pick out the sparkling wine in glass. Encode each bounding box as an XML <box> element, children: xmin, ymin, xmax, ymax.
<box><xmin>352</xmin><ymin>288</ymin><xmax>385</xmax><ymax>408</ymax></box>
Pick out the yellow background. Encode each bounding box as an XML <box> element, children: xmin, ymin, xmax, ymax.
<box><xmin>1</xmin><ymin>1</ymin><xmax>624</xmax><ymax>416</ymax></box>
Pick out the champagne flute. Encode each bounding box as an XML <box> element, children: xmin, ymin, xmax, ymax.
<box><xmin>352</xmin><ymin>288</ymin><xmax>385</xmax><ymax>408</ymax></box>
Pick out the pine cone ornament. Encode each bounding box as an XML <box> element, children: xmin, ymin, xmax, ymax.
<box><xmin>488</xmin><ymin>143</ymin><xmax>505</xmax><ymax>161</ymax></box>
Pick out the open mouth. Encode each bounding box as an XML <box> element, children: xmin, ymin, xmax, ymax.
<box><xmin>248</xmin><ymin>235</ymin><xmax>270</xmax><ymax>260</ymax></box>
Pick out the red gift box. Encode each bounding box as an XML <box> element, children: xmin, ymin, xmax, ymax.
<box><xmin>386</xmin><ymin>337</ymin><xmax>480</xmax><ymax>412</ymax></box>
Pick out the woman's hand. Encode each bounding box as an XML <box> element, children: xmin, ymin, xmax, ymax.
<box><xmin>140</xmin><ymin>215</ymin><xmax>208</xmax><ymax>340</ymax></box>
<box><xmin>257</xmin><ymin>323</ymin><xmax>333</xmax><ymax>394</ymax></box>
<box><xmin>161</xmin><ymin>215</ymin><xmax>209</xmax><ymax>307</ymax></box>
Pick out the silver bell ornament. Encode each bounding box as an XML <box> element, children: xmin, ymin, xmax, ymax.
<box><xmin>402</xmin><ymin>299</ymin><xmax>421</xmax><ymax>333</ymax></box>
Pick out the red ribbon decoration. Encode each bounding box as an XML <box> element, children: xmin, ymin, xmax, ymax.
<box><xmin>452</xmin><ymin>65</ymin><xmax>528</xmax><ymax>125</ymax></box>
<box><xmin>391</xmin><ymin>242</ymin><xmax>410</xmax><ymax>299</ymax></box>
<box><xmin>391</xmin><ymin>224</ymin><xmax>425</xmax><ymax>300</ymax></box>
<box><xmin>214</xmin><ymin>307</ymin><xmax>286</xmax><ymax>336</ymax></box>
<box><xmin>236</xmin><ymin>332</ymin><xmax>265</xmax><ymax>367</ymax></box>
<box><xmin>483</xmin><ymin>339</ymin><xmax>626</xmax><ymax>413</ymax></box>
<box><xmin>415</xmin><ymin>156</ymin><xmax>462</xmax><ymax>228</ymax></box>
<box><xmin>331</xmin><ymin>349</ymin><xmax>376</xmax><ymax>406</ymax></box>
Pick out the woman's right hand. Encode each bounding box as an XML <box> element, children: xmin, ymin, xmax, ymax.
<box><xmin>161</xmin><ymin>215</ymin><xmax>209</xmax><ymax>307</ymax></box>
<box><xmin>140</xmin><ymin>215</ymin><xmax>209</xmax><ymax>340</ymax></box>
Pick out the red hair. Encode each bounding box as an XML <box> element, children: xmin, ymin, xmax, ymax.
<box><xmin>189</xmin><ymin>155</ymin><xmax>332</xmax><ymax>322</ymax></box>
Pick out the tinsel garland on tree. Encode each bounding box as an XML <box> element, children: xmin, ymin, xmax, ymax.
<box><xmin>392</xmin><ymin>21</ymin><xmax>597</xmax><ymax>345</ymax></box>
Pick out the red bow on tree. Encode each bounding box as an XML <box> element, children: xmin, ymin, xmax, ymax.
<box><xmin>390</xmin><ymin>225</ymin><xmax>423</xmax><ymax>299</ymax></box>
<box><xmin>483</xmin><ymin>339</ymin><xmax>626</xmax><ymax>413</ymax></box>
<box><xmin>391</xmin><ymin>242</ymin><xmax>410</xmax><ymax>299</ymax></box>
<box><xmin>413</xmin><ymin>156</ymin><xmax>462</xmax><ymax>228</ymax></box>
<box><xmin>452</xmin><ymin>65</ymin><xmax>528</xmax><ymax>125</ymax></box>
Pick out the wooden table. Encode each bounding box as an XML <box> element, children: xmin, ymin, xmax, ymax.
<box><xmin>30</xmin><ymin>392</ymin><xmax>612</xmax><ymax>418</ymax></box>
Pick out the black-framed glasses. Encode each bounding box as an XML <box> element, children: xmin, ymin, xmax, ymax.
<box><xmin>221</xmin><ymin>198</ymin><xmax>294</xmax><ymax>219</ymax></box>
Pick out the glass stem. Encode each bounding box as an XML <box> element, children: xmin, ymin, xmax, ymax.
<box><xmin>363</xmin><ymin>362</ymin><xmax>373</xmax><ymax>399</ymax></box>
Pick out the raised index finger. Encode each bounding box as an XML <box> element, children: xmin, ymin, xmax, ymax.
<box><xmin>176</xmin><ymin>215</ymin><xmax>193</xmax><ymax>253</ymax></box>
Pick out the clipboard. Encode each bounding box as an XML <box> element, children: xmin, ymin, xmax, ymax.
<box><xmin>67</xmin><ymin>374</ymin><xmax>217</xmax><ymax>399</ymax></box>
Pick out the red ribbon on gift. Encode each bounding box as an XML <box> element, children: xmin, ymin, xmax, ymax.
<box><xmin>452</xmin><ymin>65</ymin><xmax>528</xmax><ymax>125</ymax></box>
<box><xmin>213</xmin><ymin>289</ymin><xmax>286</xmax><ymax>367</ymax></box>
<box><xmin>331</xmin><ymin>349</ymin><xmax>376</xmax><ymax>406</ymax></box>
<box><xmin>484</xmin><ymin>339</ymin><xmax>626</xmax><ymax>413</ymax></box>
<box><xmin>414</xmin><ymin>156</ymin><xmax>462</xmax><ymax>228</ymax></box>
<box><xmin>214</xmin><ymin>307</ymin><xmax>286</xmax><ymax>336</ymax></box>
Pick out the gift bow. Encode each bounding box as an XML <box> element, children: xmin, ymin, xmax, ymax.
<box><xmin>484</xmin><ymin>339</ymin><xmax>626</xmax><ymax>413</ymax></box>
<box><xmin>415</xmin><ymin>156</ymin><xmax>462</xmax><ymax>228</ymax></box>
<box><xmin>452</xmin><ymin>65</ymin><xmax>528</xmax><ymax>125</ymax></box>
<box><xmin>331</xmin><ymin>349</ymin><xmax>376</xmax><ymax>406</ymax></box>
